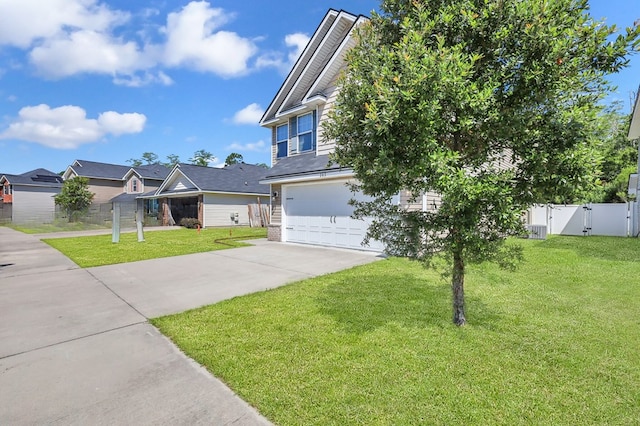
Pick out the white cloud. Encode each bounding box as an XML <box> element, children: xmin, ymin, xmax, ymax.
<box><xmin>232</xmin><ymin>103</ymin><xmax>264</xmax><ymax>125</ymax></box>
<box><xmin>210</xmin><ymin>158</ymin><xmax>225</xmax><ymax>168</ymax></box>
<box><xmin>0</xmin><ymin>0</ymin><xmax>305</xmax><ymax>84</ymax></box>
<box><xmin>0</xmin><ymin>104</ymin><xmax>146</xmax><ymax>149</ymax></box>
<box><xmin>29</xmin><ymin>30</ymin><xmax>149</xmax><ymax>78</ymax></box>
<box><xmin>225</xmin><ymin>140</ymin><xmax>269</xmax><ymax>152</ymax></box>
<box><xmin>0</xmin><ymin>0</ymin><xmax>128</xmax><ymax>48</ymax></box>
<box><xmin>285</xmin><ymin>33</ymin><xmax>310</xmax><ymax>64</ymax></box>
<box><xmin>256</xmin><ymin>32</ymin><xmax>310</xmax><ymax>74</ymax></box>
<box><xmin>162</xmin><ymin>1</ymin><xmax>256</xmax><ymax>77</ymax></box>
<box><xmin>113</xmin><ymin>71</ymin><xmax>173</xmax><ymax>87</ymax></box>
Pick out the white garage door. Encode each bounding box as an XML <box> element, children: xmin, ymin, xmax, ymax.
<box><xmin>283</xmin><ymin>181</ymin><xmax>384</xmax><ymax>252</ymax></box>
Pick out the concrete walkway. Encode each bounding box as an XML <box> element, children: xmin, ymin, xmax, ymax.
<box><xmin>0</xmin><ymin>227</ymin><xmax>381</xmax><ymax>424</ymax></box>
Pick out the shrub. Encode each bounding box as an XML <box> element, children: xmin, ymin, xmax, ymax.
<box><xmin>179</xmin><ymin>218</ymin><xmax>201</xmax><ymax>229</ymax></box>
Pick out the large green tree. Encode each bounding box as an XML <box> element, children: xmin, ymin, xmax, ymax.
<box><xmin>324</xmin><ymin>0</ymin><xmax>639</xmax><ymax>325</ymax></box>
<box><xmin>54</xmin><ymin>177</ymin><xmax>94</xmax><ymax>222</ymax></box>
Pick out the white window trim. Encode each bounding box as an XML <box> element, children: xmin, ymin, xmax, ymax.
<box><xmin>276</xmin><ymin>123</ymin><xmax>288</xmax><ymax>158</ymax></box>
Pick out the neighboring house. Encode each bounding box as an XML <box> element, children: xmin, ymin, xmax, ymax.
<box><xmin>145</xmin><ymin>163</ymin><xmax>270</xmax><ymax>227</ymax></box>
<box><xmin>110</xmin><ymin>164</ymin><xmax>171</xmax><ymax>224</ymax></box>
<box><xmin>627</xmin><ymin>86</ymin><xmax>640</xmax><ymax>235</ymax></box>
<box><xmin>62</xmin><ymin>159</ymin><xmax>170</xmax><ymax>224</ymax></box>
<box><xmin>260</xmin><ymin>9</ymin><xmax>430</xmax><ymax>252</ymax></box>
<box><xmin>0</xmin><ymin>169</ymin><xmax>63</xmax><ymax>224</ymax></box>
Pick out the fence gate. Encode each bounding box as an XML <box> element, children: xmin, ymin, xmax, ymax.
<box><xmin>531</xmin><ymin>203</ymin><xmax>635</xmax><ymax>237</ymax></box>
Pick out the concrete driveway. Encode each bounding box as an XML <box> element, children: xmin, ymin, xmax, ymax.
<box><xmin>0</xmin><ymin>227</ymin><xmax>381</xmax><ymax>424</ymax></box>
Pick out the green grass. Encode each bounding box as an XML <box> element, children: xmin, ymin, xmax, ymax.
<box><xmin>43</xmin><ymin>227</ymin><xmax>267</xmax><ymax>267</ymax></box>
<box><xmin>152</xmin><ymin>236</ymin><xmax>640</xmax><ymax>425</ymax></box>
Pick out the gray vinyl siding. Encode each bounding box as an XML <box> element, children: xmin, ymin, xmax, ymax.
<box><xmin>399</xmin><ymin>190</ymin><xmax>442</xmax><ymax>212</ymax></box>
<box><xmin>12</xmin><ymin>186</ymin><xmax>58</xmax><ymax>224</ymax></box>
<box><xmin>271</xmin><ymin>127</ymin><xmax>278</xmax><ymax>165</ymax></box>
<box><xmin>317</xmin><ymin>76</ymin><xmax>340</xmax><ymax>156</ymax></box>
<box><xmin>203</xmin><ymin>193</ymin><xmax>270</xmax><ymax>227</ymax></box>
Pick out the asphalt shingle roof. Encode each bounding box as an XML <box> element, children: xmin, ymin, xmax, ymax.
<box><xmin>132</xmin><ymin>164</ymin><xmax>170</xmax><ymax>180</ymax></box>
<box><xmin>170</xmin><ymin>163</ymin><xmax>270</xmax><ymax>195</ymax></box>
<box><xmin>263</xmin><ymin>153</ymin><xmax>346</xmax><ymax>179</ymax></box>
<box><xmin>69</xmin><ymin>160</ymin><xmax>131</xmax><ymax>180</ymax></box>
<box><xmin>1</xmin><ymin>168</ymin><xmax>63</xmax><ymax>188</ymax></box>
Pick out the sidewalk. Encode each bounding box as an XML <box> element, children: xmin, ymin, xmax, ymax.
<box><xmin>31</xmin><ymin>225</ymin><xmax>183</xmax><ymax>239</ymax></box>
<box><xmin>0</xmin><ymin>226</ymin><xmax>381</xmax><ymax>424</ymax></box>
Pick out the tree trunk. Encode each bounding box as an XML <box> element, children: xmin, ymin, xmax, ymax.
<box><xmin>452</xmin><ymin>248</ymin><xmax>466</xmax><ymax>326</ymax></box>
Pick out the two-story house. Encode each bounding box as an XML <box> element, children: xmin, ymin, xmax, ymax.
<box><xmin>63</xmin><ymin>159</ymin><xmax>170</xmax><ymax>223</ymax></box>
<box><xmin>260</xmin><ymin>9</ymin><xmax>425</xmax><ymax>252</ymax></box>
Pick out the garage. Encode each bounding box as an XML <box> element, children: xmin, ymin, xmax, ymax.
<box><xmin>282</xmin><ymin>180</ymin><xmax>384</xmax><ymax>252</ymax></box>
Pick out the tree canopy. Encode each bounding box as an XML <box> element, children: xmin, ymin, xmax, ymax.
<box><xmin>592</xmin><ymin>105</ymin><xmax>637</xmax><ymax>202</ymax></box>
<box><xmin>127</xmin><ymin>152</ymin><xmax>159</xmax><ymax>166</ymax></box>
<box><xmin>324</xmin><ymin>0</ymin><xmax>640</xmax><ymax>325</ymax></box>
<box><xmin>190</xmin><ymin>149</ymin><xmax>216</xmax><ymax>166</ymax></box>
<box><xmin>225</xmin><ymin>152</ymin><xmax>244</xmax><ymax>165</ymax></box>
<box><xmin>54</xmin><ymin>177</ymin><xmax>94</xmax><ymax>222</ymax></box>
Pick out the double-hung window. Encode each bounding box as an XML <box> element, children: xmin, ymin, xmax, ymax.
<box><xmin>276</xmin><ymin>124</ymin><xmax>288</xmax><ymax>158</ymax></box>
<box><xmin>131</xmin><ymin>178</ymin><xmax>140</xmax><ymax>193</ymax></box>
<box><xmin>297</xmin><ymin>112</ymin><xmax>315</xmax><ymax>152</ymax></box>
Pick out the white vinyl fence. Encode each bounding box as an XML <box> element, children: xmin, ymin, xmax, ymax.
<box><xmin>529</xmin><ymin>203</ymin><xmax>637</xmax><ymax>237</ymax></box>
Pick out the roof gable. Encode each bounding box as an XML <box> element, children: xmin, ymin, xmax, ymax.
<box><xmin>260</xmin><ymin>10</ymin><xmax>364</xmax><ymax>125</ymax></box>
<box><xmin>63</xmin><ymin>159</ymin><xmax>130</xmax><ymax>180</ymax></box>
<box><xmin>124</xmin><ymin>164</ymin><xmax>171</xmax><ymax>181</ymax></box>
<box><xmin>156</xmin><ymin>163</ymin><xmax>269</xmax><ymax>196</ymax></box>
<box><xmin>1</xmin><ymin>168</ymin><xmax>63</xmax><ymax>187</ymax></box>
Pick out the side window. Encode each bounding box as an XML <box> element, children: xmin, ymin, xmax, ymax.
<box><xmin>276</xmin><ymin>124</ymin><xmax>288</xmax><ymax>158</ymax></box>
<box><xmin>297</xmin><ymin>112</ymin><xmax>315</xmax><ymax>152</ymax></box>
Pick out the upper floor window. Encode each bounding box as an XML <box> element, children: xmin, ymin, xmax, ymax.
<box><xmin>131</xmin><ymin>178</ymin><xmax>140</xmax><ymax>193</ymax></box>
<box><xmin>276</xmin><ymin>124</ymin><xmax>288</xmax><ymax>158</ymax></box>
<box><xmin>297</xmin><ymin>112</ymin><xmax>315</xmax><ymax>152</ymax></box>
<box><xmin>3</xmin><ymin>184</ymin><xmax>12</xmax><ymax>196</ymax></box>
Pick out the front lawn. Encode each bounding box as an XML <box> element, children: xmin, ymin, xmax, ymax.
<box><xmin>43</xmin><ymin>227</ymin><xmax>267</xmax><ymax>267</ymax></box>
<box><xmin>152</xmin><ymin>236</ymin><xmax>640</xmax><ymax>425</ymax></box>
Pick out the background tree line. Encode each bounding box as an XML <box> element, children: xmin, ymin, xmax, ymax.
<box><xmin>127</xmin><ymin>151</ymin><xmax>268</xmax><ymax>168</ymax></box>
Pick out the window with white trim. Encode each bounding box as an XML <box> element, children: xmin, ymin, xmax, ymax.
<box><xmin>297</xmin><ymin>112</ymin><xmax>315</xmax><ymax>152</ymax></box>
<box><xmin>276</xmin><ymin>124</ymin><xmax>288</xmax><ymax>158</ymax></box>
<box><xmin>131</xmin><ymin>178</ymin><xmax>140</xmax><ymax>193</ymax></box>
<box><xmin>3</xmin><ymin>184</ymin><xmax>11</xmax><ymax>196</ymax></box>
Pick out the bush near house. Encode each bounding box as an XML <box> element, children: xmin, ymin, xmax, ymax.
<box><xmin>179</xmin><ymin>217</ymin><xmax>202</xmax><ymax>229</ymax></box>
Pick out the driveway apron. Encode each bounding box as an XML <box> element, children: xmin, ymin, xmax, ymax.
<box><xmin>0</xmin><ymin>227</ymin><xmax>380</xmax><ymax>424</ymax></box>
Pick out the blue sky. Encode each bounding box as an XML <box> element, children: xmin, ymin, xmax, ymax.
<box><xmin>0</xmin><ymin>0</ymin><xmax>638</xmax><ymax>175</ymax></box>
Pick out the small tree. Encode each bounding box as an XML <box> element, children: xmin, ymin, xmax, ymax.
<box><xmin>225</xmin><ymin>152</ymin><xmax>244</xmax><ymax>165</ymax></box>
<box><xmin>128</xmin><ymin>152</ymin><xmax>159</xmax><ymax>166</ymax></box>
<box><xmin>324</xmin><ymin>0</ymin><xmax>639</xmax><ymax>325</ymax></box>
<box><xmin>164</xmin><ymin>154</ymin><xmax>181</xmax><ymax>168</ymax></box>
<box><xmin>190</xmin><ymin>149</ymin><xmax>216</xmax><ymax>166</ymax></box>
<box><xmin>54</xmin><ymin>177</ymin><xmax>94</xmax><ymax>222</ymax></box>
